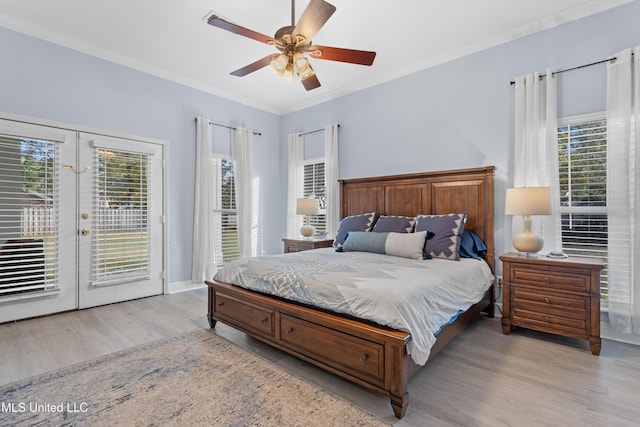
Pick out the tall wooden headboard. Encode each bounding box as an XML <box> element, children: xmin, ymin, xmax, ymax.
<box><xmin>339</xmin><ymin>166</ymin><xmax>496</xmax><ymax>272</ymax></box>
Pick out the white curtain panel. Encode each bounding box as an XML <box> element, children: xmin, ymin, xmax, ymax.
<box><xmin>512</xmin><ymin>70</ymin><xmax>562</xmax><ymax>252</ymax></box>
<box><xmin>606</xmin><ymin>47</ymin><xmax>640</xmax><ymax>335</ymax></box>
<box><xmin>286</xmin><ymin>133</ymin><xmax>304</xmax><ymax>239</ymax></box>
<box><xmin>191</xmin><ymin>116</ymin><xmax>217</xmax><ymax>282</ymax></box>
<box><xmin>324</xmin><ymin>123</ymin><xmax>340</xmax><ymax>238</ymax></box>
<box><xmin>232</xmin><ymin>127</ymin><xmax>255</xmax><ymax>258</ymax></box>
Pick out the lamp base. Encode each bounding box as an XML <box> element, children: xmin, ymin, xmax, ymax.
<box><xmin>300</xmin><ymin>225</ymin><xmax>315</xmax><ymax>239</ymax></box>
<box><xmin>512</xmin><ymin>231</ymin><xmax>544</xmax><ymax>254</ymax></box>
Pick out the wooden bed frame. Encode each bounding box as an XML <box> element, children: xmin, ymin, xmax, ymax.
<box><xmin>206</xmin><ymin>166</ymin><xmax>496</xmax><ymax>418</ymax></box>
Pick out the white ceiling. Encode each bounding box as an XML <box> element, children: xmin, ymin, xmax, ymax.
<box><xmin>0</xmin><ymin>0</ymin><xmax>630</xmax><ymax>115</ymax></box>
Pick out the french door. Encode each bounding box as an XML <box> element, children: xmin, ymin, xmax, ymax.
<box><xmin>0</xmin><ymin>118</ymin><xmax>165</xmax><ymax>322</ymax></box>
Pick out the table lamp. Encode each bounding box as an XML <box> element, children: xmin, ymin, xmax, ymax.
<box><xmin>296</xmin><ymin>198</ymin><xmax>320</xmax><ymax>238</ymax></box>
<box><xmin>505</xmin><ymin>187</ymin><xmax>551</xmax><ymax>255</ymax></box>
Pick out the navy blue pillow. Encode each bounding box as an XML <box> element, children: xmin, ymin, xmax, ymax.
<box><xmin>459</xmin><ymin>230</ymin><xmax>487</xmax><ymax>260</ymax></box>
<box><xmin>333</xmin><ymin>212</ymin><xmax>379</xmax><ymax>248</ymax></box>
<box><xmin>371</xmin><ymin>215</ymin><xmax>416</xmax><ymax>233</ymax></box>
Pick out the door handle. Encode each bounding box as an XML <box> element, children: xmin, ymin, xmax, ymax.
<box><xmin>63</xmin><ymin>164</ymin><xmax>91</xmax><ymax>174</ymax></box>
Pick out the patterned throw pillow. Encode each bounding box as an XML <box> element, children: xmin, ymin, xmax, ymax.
<box><xmin>371</xmin><ymin>215</ymin><xmax>416</xmax><ymax>233</ymax></box>
<box><xmin>333</xmin><ymin>212</ymin><xmax>379</xmax><ymax>248</ymax></box>
<box><xmin>415</xmin><ymin>213</ymin><xmax>467</xmax><ymax>260</ymax></box>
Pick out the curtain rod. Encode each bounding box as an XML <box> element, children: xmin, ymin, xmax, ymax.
<box><xmin>298</xmin><ymin>124</ymin><xmax>340</xmax><ymax>136</ymax></box>
<box><xmin>211</xmin><ymin>121</ymin><xmax>262</xmax><ymax>136</ymax></box>
<box><xmin>509</xmin><ymin>56</ymin><xmax>617</xmax><ymax>85</ymax></box>
<box><xmin>195</xmin><ymin>118</ymin><xmax>262</xmax><ymax>135</ymax></box>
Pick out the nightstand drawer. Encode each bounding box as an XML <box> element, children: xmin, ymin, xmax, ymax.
<box><xmin>512</xmin><ymin>308</ymin><xmax>587</xmax><ymax>335</ymax></box>
<box><xmin>513</xmin><ymin>289</ymin><xmax>587</xmax><ymax>320</ymax></box>
<box><xmin>511</xmin><ymin>265</ymin><xmax>590</xmax><ymax>292</ymax></box>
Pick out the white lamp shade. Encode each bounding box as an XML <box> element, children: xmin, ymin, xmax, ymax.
<box><xmin>296</xmin><ymin>198</ymin><xmax>320</xmax><ymax>216</ymax></box>
<box><xmin>505</xmin><ymin>187</ymin><xmax>552</xmax><ymax>216</ymax></box>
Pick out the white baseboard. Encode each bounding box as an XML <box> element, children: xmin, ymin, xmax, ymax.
<box><xmin>167</xmin><ymin>281</ymin><xmax>206</xmax><ymax>294</ymax></box>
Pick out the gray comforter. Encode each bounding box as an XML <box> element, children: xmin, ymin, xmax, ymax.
<box><xmin>214</xmin><ymin>248</ymin><xmax>493</xmax><ymax>365</ymax></box>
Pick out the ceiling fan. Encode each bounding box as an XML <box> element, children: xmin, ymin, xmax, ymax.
<box><xmin>207</xmin><ymin>0</ymin><xmax>376</xmax><ymax>91</ymax></box>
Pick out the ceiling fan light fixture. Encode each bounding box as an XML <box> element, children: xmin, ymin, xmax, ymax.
<box><xmin>270</xmin><ymin>53</ymin><xmax>289</xmax><ymax>72</ymax></box>
<box><xmin>271</xmin><ymin>54</ymin><xmax>294</xmax><ymax>81</ymax></box>
<box><xmin>207</xmin><ymin>0</ymin><xmax>375</xmax><ymax>91</ymax></box>
<box><xmin>293</xmin><ymin>52</ymin><xmax>315</xmax><ymax>80</ymax></box>
<box><xmin>283</xmin><ymin>63</ymin><xmax>294</xmax><ymax>81</ymax></box>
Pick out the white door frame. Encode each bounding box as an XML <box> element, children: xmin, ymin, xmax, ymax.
<box><xmin>0</xmin><ymin>112</ymin><xmax>167</xmax><ymax>321</ymax></box>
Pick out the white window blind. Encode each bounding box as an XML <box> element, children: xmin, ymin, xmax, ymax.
<box><xmin>0</xmin><ymin>136</ymin><xmax>59</xmax><ymax>297</ymax></box>
<box><xmin>557</xmin><ymin>114</ymin><xmax>608</xmax><ymax>297</ymax></box>
<box><xmin>212</xmin><ymin>157</ymin><xmax>240</xmax><ymax>267</ymax></box>
<box><xmin>91</xmin><ymin>148</ymin><xmax>150</xmax><ymax>286</ymax></box>
<box><xmin>303</xmin><ymin>160</ymin><xmax>326</xmax><ymax>237</ymax></box>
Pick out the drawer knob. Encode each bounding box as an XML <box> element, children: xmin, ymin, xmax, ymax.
<box><xmin>259</xmin><ymin>317</ymin><xmax>268</xmax><ymax>323</ymax></box>
<box><xmin>544</xmin><ymin>276</ymin><xmax>550</xmax><ymax>283</ymax></box>
<box><xmin>285</xmin><ymin>327</ymin><xmax>293</xmax><ymax>334</ymax></box>
<box><xmin>217</xmin><ymin>302</ymin><xmax>224</xmax><ymax>307</ymax></box>
<box><xmin>544</xmin><ymin>316</ymin><xmax>550</xmax><ymax>322</ymax></box>
<box><xmin>359</xmin><ymin>354</ymin><xmax>368</xmax><ymax>362</ymax></box>
<box><xmin>544</xmin><ymin>297</ymin><xmax>550</xmax><ymax>303</ymax></box>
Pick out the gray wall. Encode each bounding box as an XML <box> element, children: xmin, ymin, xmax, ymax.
<box><xmin>280</xmin><ymin>1</ymin><xmax>640</xmax><ymax>273</ymax></box>
<box><xmin>0</xmin><ymin>26</ymin><xmax>282</xmax><ymax>284</ymax></box>
<box><xmin>1</xmin><ymin>1</ymin><xmax>639</xmax><ymax>283</ymax></box>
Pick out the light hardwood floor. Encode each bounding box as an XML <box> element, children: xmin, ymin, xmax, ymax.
<box><xmin>1</xmin><ymin>288</ymin><xmax>639</xmax><ymax>426</ymax></box>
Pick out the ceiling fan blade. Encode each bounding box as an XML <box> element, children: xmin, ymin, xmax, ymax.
<box><xmin>300</xmin><ymin>74</ymin><xmax>321</xmax><ymax>91</ymax></box>
<box><xmin>207</xmin><ymin>15</ymin><xmax>275</xmax><ymax>45</ymax></box>
<box><xmin>307</xmin><ymin>45</ymin><xmax>376</xmax><ymax>66</ymax></box>
<box><xmin>231</xmin><ymin>54</ymin><xmax>279</xmax><ymax>77</ymax></box>
<box><xmin>293</xmin><ymin>0</ymin><xmax>336</xmax><ymax>42</ymax></box>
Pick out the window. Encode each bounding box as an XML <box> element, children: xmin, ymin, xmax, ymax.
<box><xmin>0</xmin><ymin>136</ymin><xmax>59</xmax><ymax>296</ymax></box>
<box><xmin>303</xmin><ymin>159</ymin><xmax>326</xmax><ymax>237</ymax></box>
<box><xmin>212</xmin><ymin>156</ymin><xmax>239</xmax><ymax>267</ymax></box>
<box><xmin>92</xmin><ymin>148</ymin><xmax>150</xmax><ymax>286</ymax></box>
<box><xmin>557</xmin><ymin>113</ymin><xmax>608</xmax><ymax>298</ymax></box>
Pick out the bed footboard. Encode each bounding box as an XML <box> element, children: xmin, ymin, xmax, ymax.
<box><xmin>207</xmin><ymin>279</ymin><xmax>495</xmax><ymax>418</ymax></box>
<box><xmin>207</xmin><ymin>279</ymin><xmax>412</xmax><ymax>418</ymax></box>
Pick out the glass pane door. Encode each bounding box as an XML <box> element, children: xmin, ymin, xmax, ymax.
<box><xmin>77</xmin><ymin>133</ymin><xmax>163</xmax><ymax>308</ymax></box>
<box><xmin>0</xmin><ymin>120</ymin><xmax>77</xmax><ymax>322</ymax></box>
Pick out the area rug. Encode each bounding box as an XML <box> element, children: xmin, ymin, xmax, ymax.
<box><xmin>0</xmin><ymin>329</ymin><xmax>389</xmax><ymax>426</ymax></box>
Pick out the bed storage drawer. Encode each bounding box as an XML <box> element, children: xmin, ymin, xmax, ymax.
<box><xmin>279</xmin><ymin>314</ymin><xmax>384</xmax><ymax>385</ymax></box>
<box><xmin>213</xmin><ymin>292</ymin><xmax>275</xmax><ymax>337</ymax></box>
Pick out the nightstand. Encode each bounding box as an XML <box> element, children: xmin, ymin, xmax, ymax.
<box><xmin>283</xmin><ymin>238</ymin><xmax>334</xmax><ymax>253</ymax></box>
<box><xmin>500</xmin><ymin>252</ymin><xmax>604</xmax><ymax>355</ymax></box>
